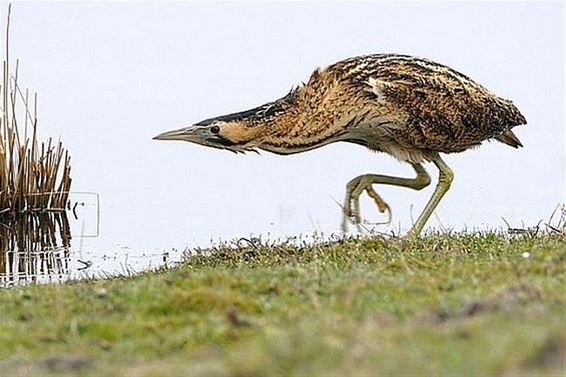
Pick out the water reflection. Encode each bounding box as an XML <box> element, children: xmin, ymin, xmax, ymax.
<box><xmin>0</xmin><ymin>192</ymin><xmax>185</xmax><ymax>287</ymax></box>
<box><xmin>0</xmin><ymin>212</ymin><xmax>71</xmax><ymax>286</ymax></box>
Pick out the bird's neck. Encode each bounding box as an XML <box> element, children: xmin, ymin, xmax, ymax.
<box><xmin>225</xmin><ymin>85</ymin><xmax>347</xmax><ymax>155</ymax></box>
<box><xmin>256</xmin><ymin>93</ymin><xmax>350</xmax><ymax>155</ymax></box>
<box><xmin>223</xmin><ymin>89</ymin><xmax>323</xmax><ymax>154</ymax></box>
<box><xmin>258</xmin><ymin>111</ymin><xmax>327</xmax><ymax>155</ymax></box>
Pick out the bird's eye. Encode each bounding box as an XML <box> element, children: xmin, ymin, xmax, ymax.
<box><xmin>210</xmin><ymin>126</ymin><xmax>220</xmax><ymax>134</ymax></box>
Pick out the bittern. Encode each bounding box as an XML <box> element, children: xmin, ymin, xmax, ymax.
<box><xmin>154</xmin><ymin>54</ymin><xmax>526</xmax><ymax>237</ymax></box>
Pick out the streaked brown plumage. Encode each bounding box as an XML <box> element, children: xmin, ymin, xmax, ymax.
<box><xmin>155</xmin><ymin>54</ymin><xmax>526</xmax><ymax>236</ymax></box>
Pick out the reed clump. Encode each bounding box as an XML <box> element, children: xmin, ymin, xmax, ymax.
<box><xmin>0</xmin><ymin>5</ymin><xmax>72</xmax><ymax>217</ymax></box>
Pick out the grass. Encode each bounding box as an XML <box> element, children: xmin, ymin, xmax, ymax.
<box><xmin>0</xmin><ymin>232</ymin><xmax>564</xmax><ymax>376</ymax></box>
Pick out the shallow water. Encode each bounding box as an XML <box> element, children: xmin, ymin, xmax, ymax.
<box><xmin>0</xmin><ymin>245</ymin><xmax>183</xmax><ymax>287</ymax></box>
<box><xmin>0</xmin><ymin>193</ymin><xmax>185</xmax><ymax>287</ymax></box>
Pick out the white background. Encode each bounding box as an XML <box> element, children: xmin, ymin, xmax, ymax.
<box><xmin>2</xmin><ymin>1</ymin><xmax>564</xmax><ymax>251</ymax></box>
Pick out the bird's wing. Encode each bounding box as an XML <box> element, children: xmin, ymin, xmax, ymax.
<box><xmin>359</xmin><ymin>61</ymin><xmax>526</xmax><ymax>153</ymax></box>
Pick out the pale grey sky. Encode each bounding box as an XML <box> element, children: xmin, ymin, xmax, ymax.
<box><xmin>2</xmin><ymin>1</ymin><xmax>564</xmax><ymax>250</ymax></box>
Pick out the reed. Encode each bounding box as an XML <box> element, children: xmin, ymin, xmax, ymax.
<box><xmin>0</xmin><ymin>4</ymin><xmax>72</xmax><ymax>217</ymax></box>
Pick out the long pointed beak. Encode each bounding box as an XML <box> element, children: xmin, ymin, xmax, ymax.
<box><xmin>153</xmin><ymin>127</ymin><xmax>194</xmax><ymax>141</ymax></box>
<box><xmin>153</xmin><ymin>124</ymin><xmax>237</xmax><ymax>152</ymax></box>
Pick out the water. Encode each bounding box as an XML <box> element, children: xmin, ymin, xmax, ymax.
<box><xmin>0</xmin><ymin>193</ymin><xmax>184</xmax><ymax>286</ymax></box>
<box><xmin>0</xmin><ymin>2</ymin><xmax>564</xmax><ymax>286</ymax></box>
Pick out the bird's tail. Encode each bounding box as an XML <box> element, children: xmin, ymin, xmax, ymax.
<box><xmin>495</xmin><ymin>130</ymin><xmax>523</xmax><ymax>148</ymax></box>
<box><xmin>493</xmin><ymin>98</ymin><xmax>525</xmax><ymax>148</ymax></box>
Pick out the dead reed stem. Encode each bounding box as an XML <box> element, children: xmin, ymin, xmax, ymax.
<box><xmin>0</xmin><ymin>4</ymin><xmax>72</xmax><ymax>217</ymax></box>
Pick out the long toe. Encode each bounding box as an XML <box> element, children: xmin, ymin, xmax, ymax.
<box><xmin>365</xmin><ymin>186</ymin><xmax>392</xmax><ymax>225</ymax></box>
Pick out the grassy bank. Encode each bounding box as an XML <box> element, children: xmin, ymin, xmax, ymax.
<box><xmin>0</xmin><ymin>232</ymin><xmax>564</xmax><ymax>376</ymax></box>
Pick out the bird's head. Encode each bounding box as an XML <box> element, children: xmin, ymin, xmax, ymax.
<box><xmin>153</xmin><ymin>116</ymin><xmax>264</xmax><ymax>153</ymax></box>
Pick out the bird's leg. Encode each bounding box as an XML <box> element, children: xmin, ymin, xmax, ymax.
<box><xmin>342</xmin><ymin>163</ymin><xmax>431</xmax><ymax>232</ymax></box>
<box><xmin>406</xmin><ymin>156</ymin><xmax>454</xmax><ymax>238</ymax></box>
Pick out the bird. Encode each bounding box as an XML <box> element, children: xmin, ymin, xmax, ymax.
<box><xmin>154</xmin><ymin>54</ymin><xmax>526</xmax><ymax>237</ymax></box>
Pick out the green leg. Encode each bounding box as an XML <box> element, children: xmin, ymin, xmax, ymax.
<box><xmin>342</xmin><ymin>163</ymin><xmax>432</xmax><ymax>232</ymax></box>
<box><xmin>406</xmin><ymin>156</ymin><xmax>454</xmax><ymax>238</ymax></box>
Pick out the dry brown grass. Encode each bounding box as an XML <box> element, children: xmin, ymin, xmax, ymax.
<box><xmin>0</xmin><ymin>4</ymin><xmax>73</xmax><ymax>285</ymax></box>
<box><xmin>0</xmin><ymin>4</ymin><xmax>71</xmax><ymax>217</ymax></box>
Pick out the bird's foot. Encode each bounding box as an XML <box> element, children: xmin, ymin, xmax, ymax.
<box><xmin>341</xmin><ymin>175</ymin><xmax>392</xmax><ymax>233</ymax></box>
